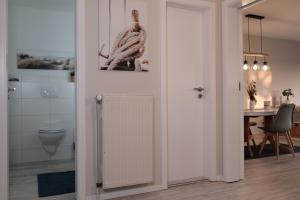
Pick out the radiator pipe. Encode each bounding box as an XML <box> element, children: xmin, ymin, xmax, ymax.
<box><xmin>95</xmin><ymin>95</ymin><xmax>103</xmax><ymax>195</ymax></box>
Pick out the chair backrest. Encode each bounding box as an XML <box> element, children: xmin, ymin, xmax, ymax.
<box><xmin>272</xmin><ymin>104</ymin><xmax>295</xmax><ymax>133</ymax></box>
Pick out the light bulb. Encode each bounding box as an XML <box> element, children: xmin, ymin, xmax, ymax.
<box><xmin>262</xmin><ymin>61</ymin><xmax>269</xmax><ymax>71</ymax></box>
<box><xmin>243</xmin><ymin>60</ymin><xmax>249</xmax><ymax>70</ymax></box>
<box><xmin>253</xmin><ymin>60</ymin><xmax>259</xmax><ymax>71</ymax></box>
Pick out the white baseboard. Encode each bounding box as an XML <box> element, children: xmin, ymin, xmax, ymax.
<box><xmin>215</xmin><ymin>176</ymin><xmax>224</xmax><ymax>181</ymax></box>
<box><xmin>87</xmin><ymin>185</ymin><xmax>164</xmax><ymax>200</ymax></box>
<box><xmin>87</xmin><ymin>195</ymin><xmax>97</xmax><ymax>200</ymax></box>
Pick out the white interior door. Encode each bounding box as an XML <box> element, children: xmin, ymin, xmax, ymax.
<box><xmin>167</xmin><ymin>4</ymin><xmax>206</xmax><ymax>183</ymax></box>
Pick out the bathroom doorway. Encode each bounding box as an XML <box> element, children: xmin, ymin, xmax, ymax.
<box><xmin>7</xmin><ymin>0</ymin><xmax>76</xmax><ymax>199</ymax></box>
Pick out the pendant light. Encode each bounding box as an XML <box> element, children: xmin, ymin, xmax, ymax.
<box><xmin>243</xmin><ymin>57</ymin><xmax>249</xmax><ymax>70</ymax></box>
<box><xmin>253</xmin><ymin>58</ymin><xmax>259</xmax><ymax>71</ymax></box>
<box><xmin>243</xmin><ymin>14</ymin><xmax>270</xmax><ymax>71</ymax></box>
<box><xmin>262</xmin><ymin>57</ymin><xmax>269</xmax><ymax>71</ymax></box>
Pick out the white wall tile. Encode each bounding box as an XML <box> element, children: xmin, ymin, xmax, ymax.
<box><xmin>9</xmin><ymin>150</ymin><xmax>22</xmax><ymax>165</ymax></box>
<box><xmin>48</xmin><ymin>82</ymin><xmax>75</xmax><ymax>98</ymax></box>
<box><xmin>22</xmin><ymin>115</ymin><xmax>50</xmax><ymax>132</ymax></box>
<box><xmin>50</xmin><ymin>99</ymin><xmax>75</xmax><ymax>115</ymax></box>
<box><xmin>8</xmin><ymin>99</ymin><xmax>22</xmax><ymax>116</ymax></box>
<box><xmin>48</xmin><ymin>70</ymin><xmax>70</xmax><ymax>82</ymax></box>
<box><xmin>21</xmin><ymin>82</ymin><xmax>49</xmax><ymax>99</ymax></box>
<box><xmin>22</xmin><ymin>130</ymin><xmax>43</xmax><ymax>149</ymax></box>
<box><xmin>22</xmin><ymin>148</ymin><xmax>50</xmax><ymax>163</ymax></box>
<box><xmin>22</xmin><ymin>99</ymin><xmax>50</xmax><ymax>115</ymax></box>
<box><xmin>21</xmin><ymin>70</ymin><xmax>49</xmax><ymax>83</ymax></box>
<box><xmin>50</xmin><ymin>145</ymin><xmax>74</xmax><ymax>160</ymax></box>
<box><xmin>9</xmin><ymin>133</ymin><xmax>22</xmax><ymax>150</ymax></box>
<box><xmin>8</xmin><ymin>116</ymin><xmax>21</xmax><ymax>134</ymax></box>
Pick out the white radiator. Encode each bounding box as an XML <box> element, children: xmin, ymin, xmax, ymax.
<box><xmin>101</xmin><ymin>95</ymin><xmax>154</xmax><ymax>189</ymax></box>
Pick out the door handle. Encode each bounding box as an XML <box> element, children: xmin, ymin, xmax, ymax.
<box><xmin>193</xmin><ymin>87</ymin><xmax>204</xmax><ymax>92</ymax></box>
<box><xmin>193</xmin><ymin>87</ymin><xmax>204</xmax><ymax>99</ymax></box>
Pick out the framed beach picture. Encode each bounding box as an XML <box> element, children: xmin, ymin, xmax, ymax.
<box><xmin>98</xmin><ymin>0</ymin><xmax>150</xmax><ymax>72</ymax></box>
<box><xmin>17</xmin><ymin>50</ymin><xmax>75</xmax><ymax>71</ymax></box>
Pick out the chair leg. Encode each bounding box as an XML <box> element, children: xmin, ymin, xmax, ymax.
<box><xmin>249</xmin><ymin>128</ymin><xmax>257</xmax><ymax>147</ymax></box>
<box><xmin>287</xmin><ymin>131</ymin><xmax>295</xmax><ymax>151</ymax></box>
<box><xmin>246</xmin><ymin>140</ymin><xmax>253</xmax><ymax>158</ymax></box>
<box><xmin>259</xmin><ymin>135</ymin><xmax>269</xmax><ymax>156</ymax></box>
<box><xmin>275</xmin><ymin>133</ymin><xmax>279</xmax><ymax>160</ymax></box>
<box><xmin>284</xmin><ymin>132</ymin><xmax>295</xmax><ymax>158</ymax></box>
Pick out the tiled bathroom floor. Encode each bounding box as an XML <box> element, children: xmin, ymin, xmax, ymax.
<box><xmin>9</xmin><ymin>159</ymin><xmax>76</xmax><ymax>200</ymax></box>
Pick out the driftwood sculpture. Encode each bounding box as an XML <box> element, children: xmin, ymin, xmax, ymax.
<box><xmin>99</xmin><ymin>9</ymin><xmax>149</xmax><ymax>71</ymax></box>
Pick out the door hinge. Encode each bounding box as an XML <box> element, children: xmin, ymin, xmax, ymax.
<box><xmin>239</xmin><ymin>82</ymin><xmax>241</xmax><ymax>91</ymax></box>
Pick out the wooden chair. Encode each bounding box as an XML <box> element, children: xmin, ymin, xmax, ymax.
<box><xmin>259</xmin><ymin>104</ymin><xmax>296</xmax><ymax>160</ymax></box>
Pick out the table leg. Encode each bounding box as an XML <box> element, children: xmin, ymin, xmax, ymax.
<box><xmin>244</xmin><ymin>116</ymin><xmax>253</xmax><ymax>158</ymax></box>
<box><xmin>264</xmin><ymin>116</ymin><xmax>275</xmax><ymax>146</ymax></box>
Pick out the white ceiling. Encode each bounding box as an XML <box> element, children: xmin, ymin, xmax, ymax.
<box><xmin>243</xmin><ymin>0</ymin><xmax>300</xmax><ymax>41</ymax></box>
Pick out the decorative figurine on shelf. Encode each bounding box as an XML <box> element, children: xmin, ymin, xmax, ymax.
<box><xmin>282</xmin><ymin>89</ymin><xmax>294</xmax><ymax>103</ymax></box>
<box><xmin>246</xmin><ymin>80</ymin><xmax>257</xmax><ymax>110</ymax></box>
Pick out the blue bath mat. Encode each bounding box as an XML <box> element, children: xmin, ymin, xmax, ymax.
<box><xmin>37</xmin><ymin>171</ymin><xmax>75</xmax><ymax>197</ymax></box>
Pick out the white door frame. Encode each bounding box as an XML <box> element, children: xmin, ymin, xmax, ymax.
<box><xmin>160</xmin><ymin>0</ymin><xmax>217</xmax><ymax>186</ymax></box>
<box><xmin>222</xmin><ymin>0</ymin><xmax>244</xmax><ymax>182</ymax></box>
<box><xmin>0</xmin><ymin>0</ymin><xmax>87</xmax><ymax>199</ymax></box>
<box><xmin>0</xmin><ymin>0</ymin><xmax>9</xmax><ymax>199</ymax></box>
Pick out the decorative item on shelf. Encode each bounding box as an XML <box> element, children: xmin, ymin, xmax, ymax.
<box><xmin>246</xmin><ymin>80</ymin><xmax>257</xmax><ymax>110</ymax></box>
<box><xmin>282</xmin><ymin>89</ymin><xmax>294</xmax><ymax>104</ymax></box>
<box><xmin>69</xmin><ymin>71</ymin><xmax>75</xmax><ymax>82</ymax></box>
<box><xmin>243</xmin><ymin>14</ymin><xmax>270</xmax><ymax>71</ymax></box>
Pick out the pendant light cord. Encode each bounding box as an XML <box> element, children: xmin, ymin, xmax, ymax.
<box><xmin>260</xmin><ymin>19</ymin><xmax>263</xmax><ymax>53</ymax></box>
<box><xmin>248</xmin><ymin>17</ymin><xmax>251</xmax><ymax>52</ymax></box>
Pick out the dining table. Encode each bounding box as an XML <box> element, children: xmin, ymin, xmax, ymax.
<box><xmin>244</xmin><ymin>108</ymin><xmax>278</xmax><ymax>158</ymax></box>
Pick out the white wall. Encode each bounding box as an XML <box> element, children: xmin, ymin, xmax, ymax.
<box><xmin>244</xmin><ymin>36</ymin><xmax>300</xmax><ymax>108</ymax></box>
<box><xmin>8</xmin><ymin>0</ymin><xmax>75</xmax><ymax>164</ymax></box>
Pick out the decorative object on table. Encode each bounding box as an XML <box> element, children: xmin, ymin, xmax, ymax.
<box><xmin>246</xmin><ymin>80</ymin><xmax>257</xmax><ymax>110</ymax></box>
<box><xmin>243</xmin><ymin>14</ymin><xmax>269</xmax><ymax>71</ymax></box>
<box><xmin>98</xmin><ymin>0</ymin><xmax>150</xmax><ymax>72</ymax></box>
<box><xmin>17</xmin><ymin>50</ymin><xmax>75</xmax><ymax>71</ymax></box>
<box><xmin>271</xmin><ymin>90</ymin><xmax>281</xmax><ymax>108</ymax></box>
<box><xmin>264</xmin><ymin>101</ymin><xmax>271</xmax><ymax>109</ymax></box>
<box><xmin>282</xmin><ymin>89</ymin><xmax>294</xmax><ymax>103</ymax></box>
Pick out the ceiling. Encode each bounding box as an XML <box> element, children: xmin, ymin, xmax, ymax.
<box><xmin>243</xmin><ymin>0</ymin><xmax>300</xmax><ymax>41</ymax></box>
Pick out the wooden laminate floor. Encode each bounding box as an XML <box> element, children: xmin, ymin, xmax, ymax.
<box><xmin>114</xmin><ymin>154</ymin><xmax>300</xmax><ymax>200</ymax></box>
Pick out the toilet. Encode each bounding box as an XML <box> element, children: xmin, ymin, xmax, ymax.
<box><xmin>38</xmin><ymin>129</ymin><xmax>65</xmax><ymax>156</ymax></box>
